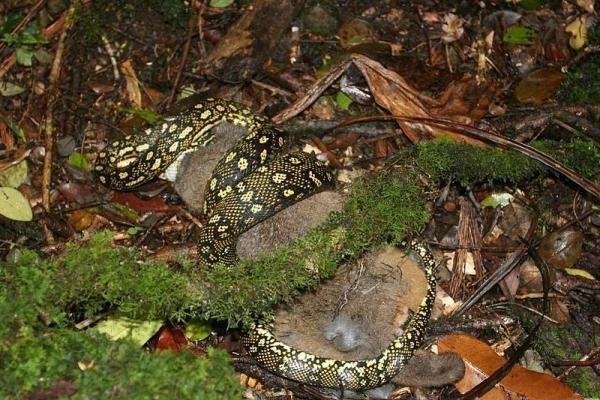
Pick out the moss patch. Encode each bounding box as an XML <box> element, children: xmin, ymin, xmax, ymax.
<box><xmin>415</xmin><ymin>137</ymin><xmax>599</xmax><ymax>187</ymax></box>
<box><xmin>559</xmin><ymin>22</ymin><xmax>600</xmax><ymax>104</ymax></box>
<box><xmin>535</xmin><ymin>324</ymin><xmax>600</xmax><ymax>398</ymax></box>
<box><xmin>0</xmin><ymin>256</ymin><xmax>240</xmax><ymax>400</ymax></box>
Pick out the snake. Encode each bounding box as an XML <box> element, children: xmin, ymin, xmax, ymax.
<box><xmin>94</xmin><ymin>98</ymin><xmax>436</xmax><ymax>391</ymax></box>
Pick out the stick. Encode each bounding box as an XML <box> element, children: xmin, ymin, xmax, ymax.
<box><xmin>41</xmin><ymin>3</ymin><xmax>76</xmax><ymax>244</ymax></box>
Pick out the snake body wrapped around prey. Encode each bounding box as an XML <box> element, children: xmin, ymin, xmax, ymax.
<box><xmin>94</xmin><ymin>98</ymin><xmax>436</xmax><ymax>390</ymax></box>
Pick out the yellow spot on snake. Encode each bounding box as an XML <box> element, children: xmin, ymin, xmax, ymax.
<box><xmin>145</xmin><ymin>151</ymin><xmax>154</xmax><ymax>161</ymax></box>
<box><xmin>116</xmin><ymin>158</ymin><xmax>136</xmax><ymax>169</ymax></box>
<box><xmin>250</xmin><ymin>204</ymin><xmax>263</xmax><ymax>213</ymax></box>
<box><xmin>151</xmin><ymin>158</ymin><xmax>162</xmax><ymax>171</ymax></box>
<box><xmin>209</xmin><ymin>178</ymin><xmax>217</xmax><ymax>190</ymax></box>
<box><xmin>168</xmin><ymin>142</ymin><xmax>179</xmax><ymax>153</ymax></box>
<box><xmin>169</xmin><ymin>124</ymin><xmax>178</xmax><ymax>133</ymax></box>
<box><xmin>117</xmin><ymin>146</ymin><xmax>134</xmax><ymax>157</ymax></box>
<box><xmin>136</xmin><ymin>143</ymin><xmax>150</xmax><ymax>152</ymax></box>
<box><xmin>289</xmin><ymin>157</ymin><xmax>301</xmax><ymax>165</ymax></box>
<box><xmin>260</xmin><ymin>149</ymin><xmax>267</xmax><ymax>162</ymax></box>
<box><xmin>259</xmin><ymin>136</ymin><xmax>269</xmax><ymax>143</ymax></box>
<box><xmin>225</xmin><ymin>152</ymin><xmax>236</xmax><ymax>162</ymax></box>
<box><xmin>308</xmin><ymin>171</ymin><xmax>322</xmax><ymax>186</ymax></box>
<box><xmin>216</xmin><ymin>104</ymin><xmax>225</xmax><ymax>112</ymax></box>
<box><xmin>118</xmin><ymin>172</ymin><xmax>128</xmax><ymax>179</ymax></box>
<box><xmin>218</xmin><ymin>186</ymin><xmax>232</xmax><ymax>198</ymax></box>
<box><xmin>272</xmin><ymin>173</ymin><xmax>287</xmax><ymax>183</ymax></box>
<box><xmin>201</xmin><ymin>110</ymin><xmax>212</xmax><ymax>119</ymax></box>
<box><xmin>208</xmin><ymin>214</ymin><xmax>221</xmax><ymax>223</ymax></box>
<box><xmin>178</xmin><ymin>126</ymin><xmax>193</xmax><ymax>139</ymax></box>
<box><xmin>237</xmin><ymin>158</ymin><xmax>248</xmax><ymax>171</ymax></box>
<box><xmin>240</xmin><ymin>190</ymin><xmax>254</xmax><ymax>202</ymax></box>
<box><xmin>283</xmin><ymin>189</ymin><xmax>294</xmax><ymax>197</ymax></box>
<box><xmin>217</xmin><ymin>225</ymin><xmax>228</xmax><ymax>233</ymax></box>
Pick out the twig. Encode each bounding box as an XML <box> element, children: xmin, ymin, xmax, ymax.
<box><xmin>166</xmin><ymin>5</ymin><xmax>196</xmax><ymax>109</ymax></box>
<box><xmin>193</xmin><ymin>0</ymin><xmax>207</xmax><ymax>59</ymax></box>
<box><xmin>41</xmin><ymin>3</ymin><xmax>76</xmax><ymax>244</ymax></box>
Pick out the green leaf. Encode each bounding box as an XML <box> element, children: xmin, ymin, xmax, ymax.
<box><xmin>15</xmin><ymin>47</ymin><xmax>35</xmax><ymax>66</ymax></box>
<box><xmin>0</xmin><ymin>113</ymin><xmax>25</xmax><ymax>140</ymax></box>
<box><xmin>481</xmin><ymin>192</ymin><xmax>514</xmax><ymax>208</ymax></box>
<box><xmin>93</xmin><ymin>317</ymin><xmax>163</xmax><ymax>346</ymax></box>
<box><xmin>564</xmin><ymin>268</ymin><xmax>595</xmax><ymax>280</ymax></box>
<box><xmin>503</xmin><ymin>26</ymin><xmax>538</xmax><ymax>45</ymax></box>
<box><xmin>119</xmin><ymin>107</ymin><xmax>161</xmax><ymax>124</ymax></box>
<box><xmin>0</xmin><ymin>159</ymin><xmax>28</xmax><ymax>188</ymax></box>
<box><xmin>335</xmin><ymin>91</ymin><xmax>353</xmax><ymax>110</ymax></box>
<box><xmin>68</xmin><ymin>152</ymin><xmax>90</xmax><ymax>171</ymax></box>
<box><xmin>209</xmin><ymin>0</ymin><xmax>234</xmax><ymax>7</ymax></box>
<box><xmin>34</xmin><ymin>48</ymin><xmax>53</xmax><ymax>64</ymax></box>
<box><xmin>186</xmin><ymin>319</ymin><xmax>212</xmax><ymax>340</ymax></box>
<box><xmin>0</xmin><ymin>81</ymin><xmax>25</xmax><ymax>96</ymax></box>
<box><xmin>0</xmin><ymin>187</ymin><xmax>33</xmax><ymax>221</ymax></box>
<box><xmin>127</xmin><ymin>226</ymin><xmax>145</xmax><ymax>235</ymax></box>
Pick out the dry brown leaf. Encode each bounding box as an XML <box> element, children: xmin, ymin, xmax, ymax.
<box><xmin>351</xmin><ymin>54</ymin><xmax>487</xmax><ymax>146</ymax></box>
<box><xmin>438</xmin><ymin>334</ymin><xmax>582</xmax><ymax>400</ymax></box>
<box><xmin>120</xmin><ymin>59</ymin><xmax>142</xmax><ymax>108</ymax></box>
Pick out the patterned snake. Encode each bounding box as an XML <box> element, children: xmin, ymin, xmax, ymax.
<box><xmin>94</xmin><ymin>98</ymin><xmax>436</xmax><ymax>390</ymax></box>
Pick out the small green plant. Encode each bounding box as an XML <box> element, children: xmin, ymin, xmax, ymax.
<box><xmin>1</xmin><ymin>20</ymin><xmax>49</xmax><ymax>66</ymax></box>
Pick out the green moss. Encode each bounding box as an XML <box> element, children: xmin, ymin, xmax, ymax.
<box><xmin>200</xmin><ymin>227</ymin><xmax>342</xmax><ymax>327</ymax></box>
<box><xmin>1</xmin><ymin>330</ymin><xmax>240</xmax><ymax>399</ymax></box>
<box><xmin>535</xmin><ymin>324</ymin><xmax>600</xmax><ymax>398</ymax></box>
<box><xmin>342</xmin><ymin>171</ymin><xmax>431</xmax><ymax>255</ymax></box>
<box><xmin>0</xmin><ymin>248</ymin><xmax>240</xmax><ymax>399</ymax></box>
<box><xmin>415</xmin><ymin>137</ymin><xmax>599</xmax><ymax>187</ymax></box>
<box><xmin>560</xmin><ymin>55</ymin><xmax>600</xmax><ymax>103</ymax></box>
<box><xmin>559</xmin><ymin>21</ymin><xmax>600</xmax><ymax>104</ymax></box>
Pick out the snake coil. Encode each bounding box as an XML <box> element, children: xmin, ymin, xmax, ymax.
<box><xmin>94</xmin><ymin>98</ymin><xmax>436</xmax><ymax>390</ymax></box>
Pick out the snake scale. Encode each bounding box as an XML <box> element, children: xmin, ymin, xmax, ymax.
<box><xmin>94</xmin><ymin>98</ymin><xmax>436</xmax><ymax>390</ymax></box>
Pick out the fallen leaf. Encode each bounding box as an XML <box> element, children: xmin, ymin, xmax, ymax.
<box><xmin>538</xmin><ymin>229</ymin><xmax>583</xmax><ymax>269</ymax></box>
<box><xmin>153</xmin><ymin>325</ymin><xmax>188</xmax><ymax>352</ymax></box>
<box><xmin>111</xmin><ymin>192</ymin><xmax>178</xmax><ymax>213</ymax></box>
<box><xmin>481</xmin><ymin>192</ymin><xmax>514</xmax><ymax>208</ymax></box>
<box><xmin>93</xmin><ymin>317</ymin><xmax>162</xmax><ymax>346</ymax></box>
<box><xmin>209</xmin><ymin>0</ymin><xmax>234</xmax><ymax>7</ymax></box>
<box><xmin>503</xmin><ymin>26</ymin><xmax>538</xmax><ymax>45</ymax></box>
<box><xmin>0</xmin><ymin>159</ymin><xmax>28</xmax><ymax>188</ymax></box>
<box><xmin>0</xmin><ymin>81</ymin><xmax>25</xmax><ymax>96</ymax></box>
<box><xmin>564</xmin><ymin>268</ymin><xmax>595</xmax><ymax>280</ymax></box>
<box><xmin>438</xmin><ymin>334</ymin><xmax>582</xmax><ymax>399</ymax></box>
<box><xmin>576</xmin><ymin>0</ymin><xmax>595</xmax><ymax>13</ymax></box>
<box><xmin>67</xmin><ymin>152</ymin><xmax>90</xmax><ymax>171</ymax></box>
<box><xmin>565</xmin><ymin>16</ymin><xmax>589</xmax><ymax>50</ymax></box>
<box><xmin>514</xmin><ymin>68</ymin><xmax>563</xmax><ymax>104</ymax></box>
<box><xmin>68</xmin><ymin>209</ymin><xmax>94</xmax><ymax>231</ymax></box>
<box><xmin>0</xmin><ymin>186</ymin><xmax>33</xmax><ymax>221</ymax></box>
<box><xmin>58</xmin><ymin>182</ymin><xmax>99</xmax><ymax>205</ymax></box>
<box><xmin>186</xmin><ymin>319</ymin><xmax>213</xmax><ymax>341</ymax></box>
<box><xmin>120</xmin><ymin>59</ymin><xmax>142</xmax><ymax>108</ymax></box>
